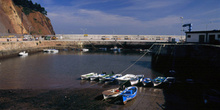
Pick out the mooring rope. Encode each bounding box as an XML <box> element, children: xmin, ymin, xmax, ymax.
<box><xmin>119</xmin><ymin>43</ymin><xmax>155</xmax><ymax>75</ymax></box>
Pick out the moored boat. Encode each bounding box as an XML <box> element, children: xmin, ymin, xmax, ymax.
<box><xmin>116</xmin><ymin>74</ymin><xmax>144</xmax><ymax>85</ymax></box>
<box><xmin>116</xmin><ymin>74</ymin><xmax>136</xmax><ymax>84</ymax></box>
<box><xmin>89</xmin><ymin>73</ymin><xmax>106</xmax><ymax>81</ymax></box>
<box><xmin>102</xmin><ymin>80</ymin><xmax>131</xmax><ymax>100</ymax></box>
<box><xmin>43</xmin><ymin>49</ymin><xmax>59</xmax><ymax>53</ymax></box>
<box><xmin>153</xmin><ymin>77</ymin><xmax>166</xmax><ymax>87</ymax></box>
<box><xmin>102</xmin><ymin>74</ymin><xmax>122</xmax><ymax>82</ymax></box>
<box><xmin>18</xmin><ymin>51</ymin><xmax>28</xmax><ymax>56</ymax></box>
<box><xmin>142</xmin><ymin>78</ymin><xmax>153</xmax><ymax>87</ymax></box>
<box><xmin>119</xmin><ymin>86</ymin><xmax>138</xmax><ymax>104</ymax></box>
<box><xmin>82</xmin><ymin>48</ymin><xmax>89</xmax><ymax>52</ymax></box>
<box><xmin>81</xmin><ymin>72</ymin><xmax>98</xmax><ymax>80</ymax></box>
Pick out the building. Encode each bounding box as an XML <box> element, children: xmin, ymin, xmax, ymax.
<box><xmin>185</xmin><ymin>30</ymin><xmax>220</xmax><ymax>44</ymax></box>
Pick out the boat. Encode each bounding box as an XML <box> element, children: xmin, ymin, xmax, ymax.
<box><xmin>119</xmin><ymin>86</ymin><xmax>138</xmax><ymax>104</ymax></box>
<box><xmin>82</xmin><ymin>48</ymin><xmax>89</xmax><ymax>52</ymax></box>
<box><xmin>43</xmin><ymin>49</ymin><xmax>59</xmax><ymax>53</ymax></box>
<box><xmin>142</xmin><ymin>78</ymin><xmax>153</xmax><ymax>87</ymax></box>
<box><xmin>116</xmin><ymin>74</ymin><xmax>143</xmax><ymax>85</ymax></box>
<box><xmin>18</xmin><ymin>51</ymin><xmax>28</xmax><ymax>56</ymax></box>
<box><xmin>102</xmin><ymin>80</ymin><xmax>131</xmax><ymax>100</ymax></box>
<box><xmin>153</xmin><ymin>77</ymin><xmax>166</xmax><ymax>87</ymax></box>
<box><xmin>102</xmin><ymin>74</ymin><xmax>122</xmax><ymax>82</ymax></box>
<box><xmin>89</xmin><ymin>73</ymin><xmax>106</xmax><ymax>81</ymax></box>
<box><xmin>116</xmin><ymin>74</ymin><xmax>136</xmax><ymax>84</ymax></box>
<box><xmin>163</xmin><ymin>77</ymin><xmax>176</xmax><ymax>87</ymax></box>
<box><xmin>81</xmin><ymin>72</ymin><xmax>98</xmax><ymax>80</ymax></box>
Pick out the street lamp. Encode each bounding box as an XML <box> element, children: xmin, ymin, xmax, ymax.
<box><xmin>80</xmin><ymin>28</ymin><xmax>87</xmax><ymax>34</ymax></box>
<box><xmin>180</xmin><ymin>17</ymin><xmax>183</xmax><ymax>41</ymax></box>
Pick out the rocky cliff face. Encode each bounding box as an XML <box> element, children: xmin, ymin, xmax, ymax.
<box><xmin>0</xmin><ymin>0</ymin><xmax>55</xmax><ymax>35</ymax></box>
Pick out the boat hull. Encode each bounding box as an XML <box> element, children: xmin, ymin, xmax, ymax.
<box><xmin>102</xmin><ymin>88</ymin><xmax>122</xmax><ymax>99</ymax></box>
<box><xmin>119</xmin><ymin>86</ymin><xmax>138</xmax><ymax>104</ymax></box>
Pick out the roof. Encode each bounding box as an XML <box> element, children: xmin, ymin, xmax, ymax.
<box><xmin>185</xmin><ymin>30</ymin><xmax>220</xmax><ymax>34</ymax></box>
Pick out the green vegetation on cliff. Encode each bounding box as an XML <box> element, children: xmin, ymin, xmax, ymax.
<box><xmin>13</xmin><ymin>0</ymin><xmax>47</xmax><ymax>15</ymax></box>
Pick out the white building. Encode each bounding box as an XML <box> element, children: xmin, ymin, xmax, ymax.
<box><xmin>185</xmin><ymin>30</ymin><xmax>220</xmax><ymax>44</ymax></box>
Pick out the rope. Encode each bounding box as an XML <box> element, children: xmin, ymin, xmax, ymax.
<box><xmin>119</xmin><ymin>43</ymin><xmax>155</xmax><ymax>75</ymax></box>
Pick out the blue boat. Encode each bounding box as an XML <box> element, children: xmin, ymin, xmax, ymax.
<box><xmin>119</xmin><ymin>86</ymin><xmax>138</xmax><ymax>104</ymax></box>
<box><xmin>142</xmin><ymin>78</ymin><xmax>153</xmax><ymax>87</ymax></box>
<box><xmin>103</xmin><ymin>74</ymin><xmax>122</xmax><ymax>83</ymax></box>
<box><xmin>153</xmin><ymin>77</ymin><xmax>166</xmax><ymax>87</ymax></box>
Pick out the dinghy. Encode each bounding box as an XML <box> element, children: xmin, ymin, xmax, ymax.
<box><xmin>18</xmin><ymin>51</ymin><xmax>28</xmax><ymax>56</ymax></box>
<box><xmin>116</xmin><ymin>74</ymin><xmax>137</xmax><ymax>84</ymax></box>
<box><xmin>102</xmin><ymin>80</ymin><xmax>131</xmax><ymax>99</ymax></box>
<box><xmin>102</xmin><ymin>74</ymin><xmax>122</xmax><ymax>82</ymax></box>
<box><xmin>89</xmin><ymin>73</ymin><xmax>106</xmax><ymax>81</ymax></box>
<box><xmin>119</xmin><ymin>86</ymin><xmax>138</xmax><ymax>104</ymax></box>
<box><xmin>116</xmin><ymin>74</ymin><xmax>144</xmax><ymax>85</ymax></box>
<box><xmin>142</xmin><ymin>78</ymin><xmax>153</xmax><ymax>87</ymax></box>
<box><xmin>153</xmin><ymin>77</ymin><xmax>166</xmax><ymax>87</ymax></box>
<box><xmin>81</xmin><ymin>72</ymin><xmax>98</xmax><ymax>80</ymax></box>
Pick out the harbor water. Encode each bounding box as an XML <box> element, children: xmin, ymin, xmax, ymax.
<box><xmin>0</xmin><ymin>50</ymin><xmax>217</xmax><ymax>110</ymax></box>
<box><xmin>0</xmin><ymin>51</ymin><xmax>158</xmax><ymax>89</ymax></box>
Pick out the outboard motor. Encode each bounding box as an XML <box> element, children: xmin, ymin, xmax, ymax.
<box><xmin>182</xmin><ymin>23</ymin><xmax>192</xmax><ymax>32</ymax></box>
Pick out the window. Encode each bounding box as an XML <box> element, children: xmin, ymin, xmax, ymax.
<box><xmin>187</xmin><ymin>35</ymin><xmax>191</xmax><ymax>38</ymax></box>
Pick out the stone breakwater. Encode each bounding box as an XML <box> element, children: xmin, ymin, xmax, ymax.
<box><xmin>0</xmin><ymin>41</ymin><xmax>83</xmax><ymax>58</ymax></box>
<box><xmin>0</xmin><ymin>40</ymin><xmax>156</xmax><ymax>58</ymax></box>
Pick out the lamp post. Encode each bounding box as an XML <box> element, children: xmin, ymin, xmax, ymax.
<box><xmin>180</xmin><ymin>17</ymin><xmax>183</xmax><ymax>41</ymax></box>
<box><xmin>80</xmin><ymin>28</ymin><xmax>87</xmax><ymax>34</ymax></box>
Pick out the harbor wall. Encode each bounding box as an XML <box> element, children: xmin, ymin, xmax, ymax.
<box><xmin>0</xmin><ymin>40</ymin><xmax>156</xmax><ymax>58</ymax></box>
<box><xmin>151</xmin><ymin>44</ymin><xmax>220</xmax><ymax>84</ymax></box>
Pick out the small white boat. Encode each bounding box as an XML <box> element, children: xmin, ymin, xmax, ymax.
<box><xmin>102</xmin><ymin>74</ymin><xmax>122</xmax><ymax>82</ymax></box>
<box><xmin>43</xmin><ymin>49</ymin><xmax>59</xmax><ymax>53</ymax></box>
<box><xmin>130</xmin><ymin>75</ymin><xmax>144</xmax><ymax>85</ymax></box>
<box><xmin>82</xmin><ymin>48</ymin><xmax>89</xmax><ymax>52</ymax></box>
<box><xmin>18</xmin><ymin>51</ymin><xmax>28</xmax><ymax>56</ymax></box>
<box><xmin>89</xmin><ymin>73</ymin><xmax>106</xmax><ymax>81</ymax></box>
<box><xmin>116</xmin><ymin>74</ymin><xmax>144</xmax><ymax>85</ymax></box>
<box><xmin>81</xmin><ymin>72</ymin><xmax>98</xmax><ymax>80</ymax></box>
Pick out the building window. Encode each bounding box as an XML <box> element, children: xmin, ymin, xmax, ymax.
<box><xmin>187</xmin><ymin>35</ymin><xmax>191</xmax><ymax>38</ymax></box>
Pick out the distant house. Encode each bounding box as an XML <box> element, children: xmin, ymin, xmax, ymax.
<box><xmin>185</xmin><ymin>30</ymin><xmax>220</xmax><ymax>44</ymax></box>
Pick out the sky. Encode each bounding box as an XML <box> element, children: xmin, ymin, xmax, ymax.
<box><xmin>31</xmin><ymin>0</ymin><xmax>220</xmax><ymax>35</ymax></box>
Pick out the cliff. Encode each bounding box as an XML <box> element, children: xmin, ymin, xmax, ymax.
<box><xmin>0</xmin><ymin>0</ymin><xmax>55</xmax><ymax>35</ymax></box>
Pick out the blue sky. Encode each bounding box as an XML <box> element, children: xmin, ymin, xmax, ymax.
<box><xmin>32</xmin><ymin>0</ymin><xmax>220</xmax><ymax>35</ymax></box>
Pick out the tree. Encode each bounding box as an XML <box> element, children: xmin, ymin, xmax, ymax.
<box><xmin>12</xmin><ymin>0</ymin><xmax>47</xmax><ymax>15</ymax></box>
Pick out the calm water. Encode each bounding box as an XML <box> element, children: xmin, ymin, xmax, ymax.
<box><xmin>0</xmin><ymin>51</ymin><xmax>160</xmax><ymax>89</ymax></box>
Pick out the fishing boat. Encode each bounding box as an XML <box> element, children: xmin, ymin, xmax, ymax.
<box><xmin>153</xmin><ymin>77</ymin><xmax>166</xmax><ymax>87</ymax></box>
<box><xmin>116</xmin><ymin>74</ymin><xmax>144</xmax><ymax>85</ymax></box>
<box><xmin>102</xmin><ymin>80</ymin><xmax>131</xmax><ymax>100</ymax></box>
<box><xmin>89</xmin><ymin>73</ymin><xmax>106</xmax><ymax>81</ymax></box>
<box><xmin>43</xmin><ymin>49</ymin><xmax>59</xmax><ymax>53</ymax></box>
<box><xmin>81</xmin><ymin>72</ymin><xmax>98</xmax><ymax>80</ymax></box>
<box><xmin>102</xmin><ymin>74</ymin><xmax>122</xmax><ymax>82</ymax></box>
<box><xmin>119</xmin><ymin>86</ymin><xmax>138</xmax><ymax>104</ymax></box>
<box><xmin>82</xmin><ymin>48</ymin><xmax>89</xmax><ymax>52</ymax></box>
<box><xmin>142</xmin><ymin>78</ymin><xmax>153</xmax><ymax>87</ymax></box>
<box><xmin>116</xmin><ymin>74</ymin><xmax>136</xmax><ymax>84</ymax></box>
<box><xmin>18</xmin><ymin>51</ymin><xmax>28</xmax><ymax>56</ymax></box>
